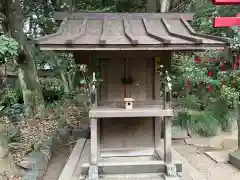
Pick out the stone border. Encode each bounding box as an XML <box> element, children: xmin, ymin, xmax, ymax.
<box><xmin>21</xmin><ymin>126</ymin><xmax>89</xmax><ymax>180</ymax></box>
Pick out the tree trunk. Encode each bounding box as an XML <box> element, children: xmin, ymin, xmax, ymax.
<box><xmin>160</xmin><ymin>0</ymin><xmax>171</xmax><ymax>12</ymax></box>
<box><xmin>5</xmin><ymin>0</ymin><xmax>44</xmax><ymax>117</ymax></box>
<box><xmin>0</xmin><ymin>123</ymin><xmax>18</xmax><ymax>176</ymax></box>
<box><xmin>60</xmin><ymin>71</ymin><xmax>70</xmax><ymax>94</ymax></box>
<box><xmin>237</xmin><ymin>103</ymin><xmax>240</xmax><ymax>150</ymax></box>
<box><xmin>147</xmin><ymin>0</ymin><xmax>157</xmax><ymax>12</ymax></box>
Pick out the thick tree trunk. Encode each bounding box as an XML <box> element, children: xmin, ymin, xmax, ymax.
<box><xmin>237</xmin><ymin>103</ymin><xmax>240</xmax><ymax>150</ymax></box>
<box><xmin>5</xmin><ymin>0</ymin><xmax>44</xmax><ymax>117</ymax></box>
<box><xmin>160</xmin><ymin>0</ymin><xmax>171</xmax><ymax>12</ymax></box>
<box><xmin>60</xmin><ymin>71</ymin><xmax>70</xmax><ymax>94</ymax></box>
<box><xmin>147</xmin><ymin>0</ymin><xmax>157</xmax><ymax>12</ymax></box>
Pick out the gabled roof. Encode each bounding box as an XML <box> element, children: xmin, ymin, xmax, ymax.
<box><xmin>36</xmin><ymin>13</ymin><xmax>229</xmax><ymax>51</ymax></box>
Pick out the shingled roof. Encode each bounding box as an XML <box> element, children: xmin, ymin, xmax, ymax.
<box><xmin>36</xmin><ymin>13</ymin><xmax>229</xmax><ymax>51</ymax></box>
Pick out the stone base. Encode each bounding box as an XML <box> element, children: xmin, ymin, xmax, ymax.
<box><xmin>88</xmin><ymin>165</ymin><xmax>99</xmax><ymax>180</ymax></box>
<box><xmin>163</xmin><ymin>174</ymin><xmax>180</xmax><ymax>180</ymax></box>
<box><xmin>72</xmin><ymin>126</ymin><xmax>90</xmax><ymax>140</ymax></box>
<box><xmin>229</xmin><ymin>150</ymin><xmax>240</xmax><ymax>169</ymax></box>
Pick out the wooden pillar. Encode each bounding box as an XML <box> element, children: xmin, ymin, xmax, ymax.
<box><xmin>90</xmin><ymin>118</ymin><xmax>98</xmax><ymax>165</ymax></box>
<box><xmin>154</xmin><ymin>59</ymin><xmax>162</xmax><ymax>148</ymax></box>
<box><xmin>163</xmin><ymin>75</ymin><xmax>178</xmax><ymax>179</ymax></box>
<box><xmin>164</xmin><ymin>82</ymin><xmax>172</xmax><ymax>164</ymax></box>
<box><xmin>89</xmin><ymin>73</ymin><xmax>100</xmax><ymax>180</ymax></box>
<box><xmin>164</xmin><ymin>117</ymin><xmax>172</xmax><ymax>164</ymax></box>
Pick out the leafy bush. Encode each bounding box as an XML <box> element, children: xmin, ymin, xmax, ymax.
<box><xmin>6</xmin><ymin>103</ymin><xmax>26</xmax><ymax>122</ymax></box>
<box><xmin>0</xmin><ymin>88</ymin><xmax>23</xmax><ymax>115</ymax></box>
<box><xmin>40</xmin><ymin>78</ymin><xmax>64</xmax><ymax>105</ymax></box>
<box><xmin>0</xmin><ymin>35</ymin><xmax>18</xmax><ymax>64</ymax></box>
<box><xmin>172</xmin><ymin>52</ymin><xmax>238</xmax><ymax>136</ymax></box>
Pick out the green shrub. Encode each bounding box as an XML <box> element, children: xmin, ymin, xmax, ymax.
<box><xmin>172</xmin><ymin>52</ymin><xmax>238</xmax><ymax>136</ymax></box>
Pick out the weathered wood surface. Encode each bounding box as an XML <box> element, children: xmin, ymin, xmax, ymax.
<box><xmin>58</xmin><ymin>138</ymin><xmax>86</xmax><ymax>180</ymax></box>
<box><xmin>89</xmin><ymin>107</ymin><xmax>173</xmax><ymax>118</ymax></box>
<box><xmin>63</xmin><ymin>140</ymin><xmax>205</xmax><ymax>180</ymax></box>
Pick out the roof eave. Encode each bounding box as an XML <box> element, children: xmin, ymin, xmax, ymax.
<box><xmin>35</xmin><ymin>44</ymin><xmax>228</xmax><ymax>51</ymax></box>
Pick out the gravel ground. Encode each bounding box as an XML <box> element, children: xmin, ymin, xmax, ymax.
<box><xmin>42</xmin><ymin>147</ymin><xmax>71</xmax><ymax>180</ymax></box>
<box><xmin>43</xmin><ymin>135</ymin><xmax>240</xmax><ymax>180</ymax></box>
<box><xmin>174</xmin><ymin>139</ymin><xmax>240</xmax><ymax>180</ymax></box>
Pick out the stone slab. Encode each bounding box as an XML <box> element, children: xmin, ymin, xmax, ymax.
<box><xmin>229</xmin><ymin>150</ymin><xmax>240</xmax><ymax>169</ymax></box>
<box><xmin>72</xmin><ymin>126</ymin><xmax>90</xmax><ymax>140</ymax></box>
<box><xmin>163</xmin><ymin>174</ymin><xmax>180</xmax><ymax>180</ymax></box>
<box><xmin>204</xmin><ymin>151</ymin><xmax>229</xmax><ymax>163</ymax></box>
<box><xmin>220</xmin><ymin>136</ymin><xmax>238</xmax><ymax>149</ymax></box>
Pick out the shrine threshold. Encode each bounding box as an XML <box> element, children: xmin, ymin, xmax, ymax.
<box><xmin>36</xmin><ymin>13</ymin><xmax>228</xmax><ymax>180</ymax></box>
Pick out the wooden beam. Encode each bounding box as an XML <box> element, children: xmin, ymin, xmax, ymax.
<box><xmin>58</xmin><ymin>138</ymin><xmax>87</xmax><ymax>180</ymax></box>
<box><xmin>81</xmin><ymin>160</ymin><xmax>182</xmax><ymax>175</ymax></box>
<box><xmin>89</xmin><ymin>107</ymin><xmax>174</xmax><ymax>118</ymax></box>
<box><xmin>213</xmin><ymin>16</ymin><xmax>240</xmax><ymax>27</ymax></box>
<box><xmin>180</xmin><ymin>17</ymin><xmax>230</xmax><ymax>43</ymax></box>
<box><xmin>161</xmin><ymin>18</ymin><xmax>203</xmax><ymax>44</ymax></box>
<box><xmin>164</xmin><ymin>117</ymin><xmax>172</xmax><ymax>164</ymax></box>
<box><xmin>142</xmin><ymin>17</ymin><xmax>171</xmax><ymax>44</ymax></box>
<box><xmin>101</xmin><ymin>148</ymin><xmax>154</xmax><ymax>157</ymax></box>
<box><xmin>54</xmin><ymin>12</ymin><xmax>195</xmax><ymax>21</ymax></box>
<box><xmin>38</xmin><ymin>44</ymin><xmax>226</xmax><ymax>51</ymax></box>
<box><xmin>37</xmin><ymin>17</ymin><xmax>68</xmax><ymax>43</ymax></box>
<box><xmin>66</xmin><ymin>18</ymin><xmax>88</xmax><ymax>43</ymax></box>
<box><xmin>90</xmin><ymin>118</ymin><xmax>99</xmax><ymax>165</ymax></box>
<box><xmin>122</xmin><ymin>17</ymin><xmax>138</xmax><ymax>45</ymax></box>
<box><xmin>99</xmin><ymin>17</ymin><xmax>107</xmax><ymax>45</ymax></box>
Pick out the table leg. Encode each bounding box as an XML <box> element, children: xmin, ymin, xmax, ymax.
<box><xmin>89</xmin><ymin>118</ymin><xmax>99</xmax><ymax>180</ymax></box>
<box><xmin>164</xmin><ymin>116</ymin><xmax>178</xmax><ymax>180</ymax></box>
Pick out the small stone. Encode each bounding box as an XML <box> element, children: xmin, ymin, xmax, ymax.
<box><xmin>22</xmin><ymin>170</ymin><xmax>39</xmax><ymax>180</ymax></box>
<box><xmin>19</xmin><ymin>151</ymin><xmax>47</xmax><ymax>171</ymax></box>
<box><xmin>40</xmin><ymin>147</ymin><xmax>52</xmax><ymax>161</ymax></box>
<box><xmin>166</xmin><ymin>164</ymin><xmax>177</xmax><ymax>177</ymax></box>
<box><xmin>88</xmin><ymin>165</ymin><xmax>99</xmax><ymax>180</ymax></box>
<box><xmin>57</xmin><ymin>127</ymin><xmax>70</xmax><ymax>143</ymax></box>
<box><xmin>72</xmin><ymin>126</ymin><xmax>89</xmax><ymax>140</ymax></box>
<box><xmin>177</xmin><ymin>172</ymin><xmax>183</xmax><ymax>177</ymax></box>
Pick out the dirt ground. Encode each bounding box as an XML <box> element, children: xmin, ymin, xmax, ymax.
<box><xmin>174</xmin><ymin>140</ymin><xmax>240</xmax><ymax>180</ymax></box>
<box><xmin>42</xmin><ymin>147</ymin><xmax>72</xmax><ymax>180</ymax></box>
<box><xmin>42</xmin><ymin>131</ymin><xmax>240</xmax><ymax>180</ymax></box>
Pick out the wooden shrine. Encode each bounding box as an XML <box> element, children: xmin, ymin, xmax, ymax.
<box><xmin>36</xmin><ymin>12</ymin><xmax>228</xmax><ymax>180</ymax></box>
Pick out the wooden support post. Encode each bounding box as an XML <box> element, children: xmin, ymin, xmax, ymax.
<box><xmin>89</xmin><ymin>118</ymin><xmax>99</xmax><ymax>180</ymax></box>
<box><xmin>163</xmin><ymin>73</ymin><xmax>179</xmax><ymax>180</ymax></box>
<box><xmin>164</xmin><ymin>117</ymin><xmax>172</xmax><ymax>164</ymax></box>
<box><xmin>89</xmin><ymin>72</ymin><xmax>99</xmax><ymax>180</ymax></box>
<box><xmin>154</xmin><ymin>117</ymin><xmax>162</xmax><ymax>149</ymax></box>
<box><xmin>154</xmin><ymin>66</ymin><xmax>162</xmax><ymax>148</ymax></box>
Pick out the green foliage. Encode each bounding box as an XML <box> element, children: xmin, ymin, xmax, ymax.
<box><xmin>0</xmin><ymin>35</ymin><xmax>18</xmax><ymax>64</ymax></box>
<box><xmin>40</xmin><ymin>78</ymin><xmax>65</xmax><ymax>105</ymax></box>
<box><xmin>6</xmin><ymin>104</ymin><xmax>27</xmax><ymax>122</ymax></box>
<box><xmin>0</xmin><ymin>88</ymin><xmax>23</xmax><ymax>108</ymax></box>
<box><xmin>79</xmin><ymin>64</ymin><xmax>103</xmax><ymax>106</ymax></box>
<box><xmin>192</xmin><ymin>1</ymin><xmax>240</xmax><ymax>37</ymax></box>
<box><xmin>172</xmin><ymin>52</ymin><xmax>238</xmax><ymax>136</ymax></box>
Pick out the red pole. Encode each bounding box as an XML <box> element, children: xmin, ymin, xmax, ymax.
<box><xmin>212</xmin><ymin>0</ymin><xmax>240</xmax><ymax>5</ymax></box>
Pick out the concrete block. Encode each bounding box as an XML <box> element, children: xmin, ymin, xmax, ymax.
<box><xmin>163</xmin><ymin>174</ymin><xmax>179</xmax><ymax>180</ymax></box>
<box><xmin>204</xmin><ymin>151</ymin><xmax>229</xmax><ymax>163</ymax></box>
<box><xmin>221</xmin><ymin>137</ymin><xmax>238</xmax><ymax>149</ymax></box>
<box><xmin>72</xmin><ymin>126</ymin><xmax>90</xmax><ymax>140</ymax></box>
<box><xmin>229</xmin><ymin>150</ymin><xmax>240</xmax><ymax>169</ymax></box>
